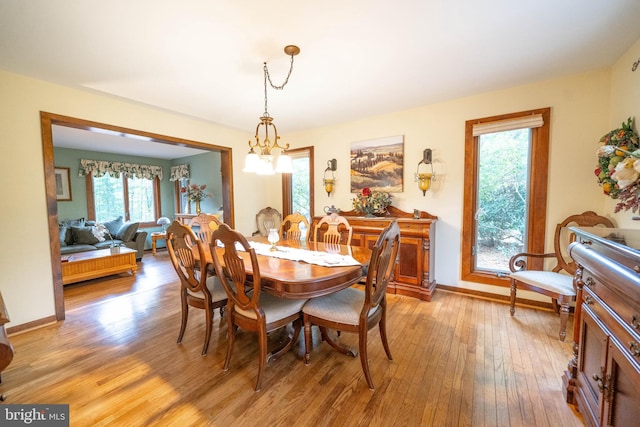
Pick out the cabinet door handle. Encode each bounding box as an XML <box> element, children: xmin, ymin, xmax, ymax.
<box><xmin>585</xmin><ymin>296</ymin><xmax>594</xmax><ymax>305</ymax></box>
<box><xmin>632</xmin><ymin>315</ymin><xmax>640</xmax><ymax>329</ymax></box>
<box><xmin>634</xmin><ymin>265</ymin><xmax>640</xmax><ymax>274</ymax></box>
<box><xmin>592</xmin><ymin>373</ymin><xmax>606</xmax><ymax>394</ymax></box>
<box><xmin>630</xmin><ymin>341</ymin><xmax>640</xmax><ymax>357</ymax></box>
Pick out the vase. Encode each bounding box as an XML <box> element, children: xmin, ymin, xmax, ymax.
<box><xmin>184</xmin><ymin>198</ymin><xmax>191</xmax><ymax>214</ymax></box>
<box><xmin>195</xmin><ymin>200</ymin><xmax>201</xmax><ymax>214</ymax></box>
<box><xmin>110</xmin><ymin>245</ymin><xmax>120</xmax><ymax>254</ymax></box>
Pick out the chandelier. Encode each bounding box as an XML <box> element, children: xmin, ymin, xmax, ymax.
<box><xmin>243</xmin><ymin>45</ymin><xmax>300</xmax><ymax>175</ymax></box>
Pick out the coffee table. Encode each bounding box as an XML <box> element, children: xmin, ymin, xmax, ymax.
<box><xmin>61</xmin><ymin>247</ymin><xmax>137</xmax><ymax>285</ymax></box>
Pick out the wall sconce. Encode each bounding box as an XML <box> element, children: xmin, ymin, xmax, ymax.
<box><xmin>323</xmin><ymin>159</ymin><xmax>337</xmax><ymax>196</ymax></box>
<box><xmin>414</xmin><ymin>149</ymin><xmax>436</xmax><ymax>196</ymax></box>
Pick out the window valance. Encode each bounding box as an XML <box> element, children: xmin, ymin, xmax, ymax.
<box><xmin>78</xmin><ymin>159</ymin><xmax>163</xmax><ymax>180</ymax></box>
<box><xmin>472</xmin><ymin>114</ymin><xmax>544</xmax><ymax>137</ymax></box>
<box><xmin>169</xmin><ymin>164</ymin><xmax>190</xmax><ymax>181</ymax></box>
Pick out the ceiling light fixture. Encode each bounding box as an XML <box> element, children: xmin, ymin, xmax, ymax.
<box><xmin>243</xmin><ymin>45</ymin><xmax>300</xmax><ymax>175</ymax></box>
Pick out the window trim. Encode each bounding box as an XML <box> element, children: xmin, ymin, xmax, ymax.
<box><xmin>86</xmin><ymin>173</ymin><xmax>161</xmax><ymax>227</ymax></box>
<box><xmin>461</xmin><ymin>107</ymin><xmax>550</xmax><ymax>287</ymax></box>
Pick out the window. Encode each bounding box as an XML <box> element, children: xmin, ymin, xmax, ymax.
<box><xmin>282</xmin><ymin>147</ymin><xmax>314</xmax><ymax>228</ymax></box>
<box><xmin>461</xmin><ymin>108</ymin><xmax>550</xmax><ymax>287</ymax></box>
<box><xmin>88</xmin><ymin>173</ymin><xmax>160</xmax><ymax>225</ymax></box>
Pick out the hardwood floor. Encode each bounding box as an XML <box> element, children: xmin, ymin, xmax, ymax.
<box><xmin>2</xmin><ymin>251</ymin><xmax>584</xmax><ymax>426</ymax></box>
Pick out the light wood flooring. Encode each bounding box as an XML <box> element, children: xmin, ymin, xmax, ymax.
<box><xmin>1</xmin><ymin>251</ymin><xmax>584</xmax><ymax>426</ymax></box>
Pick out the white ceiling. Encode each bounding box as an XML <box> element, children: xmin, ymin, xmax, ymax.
<box><xmin>3</xmin><ymin>1</ymin><xmax>640</xmax><ymax>157</ymax></box>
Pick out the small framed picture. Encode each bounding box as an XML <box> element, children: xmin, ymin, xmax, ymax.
<box><xmin>55</xmin><ymin>166</ymin><xmax>72</xmax><ymax>201</ymax></box>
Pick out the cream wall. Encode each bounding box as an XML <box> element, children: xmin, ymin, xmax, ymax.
<box><xmin>0</xmin><ymin>69</ymin><xmax>271</xmax><ymax>327</ymax></box>
<box><xmin>290</xmin><ymin>69</ymin><xmax>612</xmax><ymax>300</ymax></box>
<box><xmin>606</xmin><ymin>38</ymin><xmax>640</xmax><ymax>227</ymax></box>
<box><xmin>2</xmin><ymin>49</ymin><xmax>634</xmax><ymax>328</ymax></box>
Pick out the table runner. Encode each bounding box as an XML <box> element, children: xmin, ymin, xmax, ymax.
<box><xmin>248</xmin><ymin>242</ymin><xmax>361</xmax><ymax>267</ymax></box>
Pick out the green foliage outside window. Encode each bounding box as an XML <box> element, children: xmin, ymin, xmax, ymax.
<box><xmin>475</xmin><ymin>129</ymin><xmax>529</xmax><ymax>270</ymax></box>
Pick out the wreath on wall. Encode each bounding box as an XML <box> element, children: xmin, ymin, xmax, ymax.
<box><xmin>594</xmin><ymin>117</ymin><xmax>640</xmax><ymax>212</ymax></box>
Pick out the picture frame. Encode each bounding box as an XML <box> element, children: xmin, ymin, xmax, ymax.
<box><xmin>350</xmin><ymin>135</ymin><xmax>404</xmax><ymax>192</ymax></box>
<box><xmin>55</xmin><ymin>166</ymin><xmax>72</xmax><ymax>201</ymax></box>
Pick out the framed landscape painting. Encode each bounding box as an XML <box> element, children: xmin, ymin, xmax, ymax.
<box><xmin>55</xmin><ymin>166</ymin><xmax>72</xmax><ymax>201</ymax></box>
<box><xmin>350</xmin><ymin>135</ymin><xmax>404</xmax><ymax>192</ymax></box>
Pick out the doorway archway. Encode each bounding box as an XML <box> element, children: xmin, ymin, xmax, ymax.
<box><xmin>40</xmin><ymin>111</ymin><xmax>235</xmax><ymax>320</ymax></box>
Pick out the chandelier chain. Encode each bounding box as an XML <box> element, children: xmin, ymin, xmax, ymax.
<box><xmin>262</xmin><ymin>54</ymin><xmax>296</xmax><ymax>118</ymax></box>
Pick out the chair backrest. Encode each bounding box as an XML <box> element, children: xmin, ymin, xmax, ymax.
<box><xmin>363</xmin><ymin>220</ymin><xmax>401</xmax><ymax>311</ymax></box>
<box><xmin>313</xmin><ymin>213</ymin><xmax>353</xmax><ymax>246</ymax></box>
<box><xmin>209</xmin><ymin>223</ymin><xmax>262</xmax><ymax>316</ymax></box>
<box><xmin>553</xmin><ymin>211</ymin><xmax>614</xmax><ymax>275</ymax></box>
<box><xmin>166</xmin><ymin>221</ymin><xmax>210</xmax><ymax>298</ymax></box>
<box><xmin>254</xmin><ymin>207</ymin><xmax>282</xmax><ymax>237</ymax></box>
<box><xmin>279</xmin><ymin>212</ymin><xmax>310</xmax><ymax>241</ymax></box>
<box><xmin>187</xmin><ymin>213</ymin><xmax>222</xmax><ymax>244</ymax></box>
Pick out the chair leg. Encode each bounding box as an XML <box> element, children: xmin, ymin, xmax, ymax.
<box><xmin>559</xmin><ymin>297</ymin><xmax>570</xmax><ymax>342</ymax></box>
<box><xmin>255</xmin><ymin>323</ymin><xmax>268</xmax><ymax>392</ymax></box>
<box><xmin>379</xmin><ymin>303</ymin><xmax>393</xmax><ymax>361</ymax></box>
<box><xmin>201</xmin><ymin>303</ymin><xmax>213</xmax><ymax>356</ymax></box>
<box><xmin>303</xmin><ymin>315</ymin><xmax>313</xmax><ymax>365</ymax></box>
<box><xmin>509</xmin><ymin>280</ymin><xmax>517</xmax><ymax>316</ymax></box>
<box><xmin>223</xmin><ymin>315</ymin><xmax>236</xmax><ymax>372</ymax></box>
<box><xmin>177</xmin><ymin>292</ymin><xmax>189</xmax><ymax>344</ymax></box>
<box><xmin>358</xmin><ymin>326</ymin><xmax>374</xmax><ymax>390</ymax></box>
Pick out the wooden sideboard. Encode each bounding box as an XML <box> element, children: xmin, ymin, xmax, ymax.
<box><xmin>564</xmin><ymin>227</ymin><xmax>640</xmax><ymax>426</ymax></box>
<box><xmin>311</xmin><ymin>206</ymin><xmax>437</xmax><ymax>301</ymax></box>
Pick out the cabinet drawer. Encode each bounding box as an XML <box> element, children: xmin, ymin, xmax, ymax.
<box><xmin>584</xmin><ymin>287</ymin><xmax>640</xmax><ymax>368</ymax></box>
<box><xmin>584</xmin><ymin>273</ymin><xmax>640</xmax><ymax>345</ymax></box>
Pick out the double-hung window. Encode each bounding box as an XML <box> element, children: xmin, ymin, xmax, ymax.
<box><xmin>461</xmin><ymin>108</ymin><xmax>550</xmax><ymax>286</ymax></box>
<box><xmin>91</xmin><ymin>173</ymin><xmax>159</xmax><ymax>223</ymax></box>
<box><xmin>81</xmin><ymin>159</ymin><xmax>162</xmax><ymax>225</ymax></box>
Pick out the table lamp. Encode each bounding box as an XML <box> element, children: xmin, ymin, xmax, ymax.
<box><xmin>157</xmin><ymin>217</ymin><xmax>171</xmax><ymax>232</ymax></box>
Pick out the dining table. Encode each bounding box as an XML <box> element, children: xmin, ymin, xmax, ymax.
<box><xmin>198</xmin><ymin>237</ymin><xmax>372</xmax><ymax>299</ymax></box>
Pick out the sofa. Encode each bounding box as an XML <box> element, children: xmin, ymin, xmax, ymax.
<box><xmin>59</xmin><ymin>216</ymin><xmax>147</xmax><ymax>261</ymax></box>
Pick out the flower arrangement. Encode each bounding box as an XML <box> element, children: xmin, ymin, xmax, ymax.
<box><xmin>181</xmin><ymin>183</ymin><xmax>211</xmax><ymax>202</ymax></box>
<box><xmin>595</xmin><ymin>117</ymin><xmax>640</xmax><ymax>212</ymax></box>
<box><xmin>92</xmin><ymin>222</ymin><xmax>116</xmax><ymax>247</ymax></box>
<box><xmin>352</xmin><ymin>187</ymin><xmax>392</xmax><ymax>216</ymax></box>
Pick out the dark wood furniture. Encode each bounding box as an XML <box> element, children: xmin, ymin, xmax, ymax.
<box><xmin>509</xmin><ymin>211</ymin><xmax>614</xmax><ymax>341</ymax></box>
<box><xmin>303</xmin><ymin>220</ymin><xmax>400</xmax><ymax>390</ymax></box>
<box><xmin>0</xmin><ymin>292</ymin><xmax>13</xmax><ymax>401</ymax></box>
<box><xmin>166</xmin><ymin>222</ymin><xmax>227</xmax><ymax>355</ymax></box>
<box><xmin>209</xmin><ymin>223</ymin><xmax>307</xmax><ymax>391</ymax></box>
<box><xmin>200</xmin><ymin>238</ymin><xmax>371</xmax><ymax>300</ymax></box>
<box><xmin>312</xmin><ymin>206</ymin><xmax>438</xmax><ymax>301</ymax></box>
<box><xmin>564</xmin><ymin>227</ymin><xmax>640</xmax><ymax>426</ymax></box>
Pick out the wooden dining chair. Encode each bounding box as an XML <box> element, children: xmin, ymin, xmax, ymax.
<box><xmin>313</xmin><ymin>212</ymin><xmax>353</xmax><ymax>246</ymax></box>
<box><xmin>209</xmin><ymin>223</ymin><xmax>307</xmax><ymax>391</ymax></box>
<box><xmin>187</xmin><ymin>213</ymin><xmax>222</xmax><ymax>245</ymax></box>
<box><xmin>166</xmin><ymin>221</ymin><xmax>228</xmax><ymax>355</ymax></box>
<box><xmin>252</xmin><ymin>207</ymin><xmax>282</xmax><ymax>237</ymax></box>
<box><xmin>279</xmin><ymin>212</ymin><xmax>310</xmax><ymax>241</ymax></box>
<box><xmin>303</xmin><ymin>219</ymin><xmax>400</xmax><ymax>390</ymax></box>
<box><xmin>509</xmin><ymin>211</ymin><xmax>614</xmax><ymax>341</ymax></box>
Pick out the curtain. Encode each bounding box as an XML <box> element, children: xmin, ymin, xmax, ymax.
<box><xmin>78</xmin><ymin>159</ymin><xmax>163</xmax><ymax>180</ymax></box>
<box><xmin>169</xmin><ymin>164</ymin><xmax>190</xmax><ymax>181</ymax></box>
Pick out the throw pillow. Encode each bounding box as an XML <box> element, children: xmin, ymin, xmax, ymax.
<box><xmin>61</xmin><ymin>217</ymin><xmax>85</xmax><ymax>228</ymax></box>
<box><xmin>71</xmin><ymin>226</ymin><xmax>100</xmax><ymax>245</ymax></box>
<box><xmin>59</xmin><ymin>225</ymin><xmax>68</xmax><ymax>247</ymax></box>
<box><xmin>103</xmin><ymin>216</ymin><xmax>124</xmax><ymax>237</ymax></box>
<box><xmin>116</xmin><ymin>222</ymin><xmax>139</xmax><ymax>242</ymax></box>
